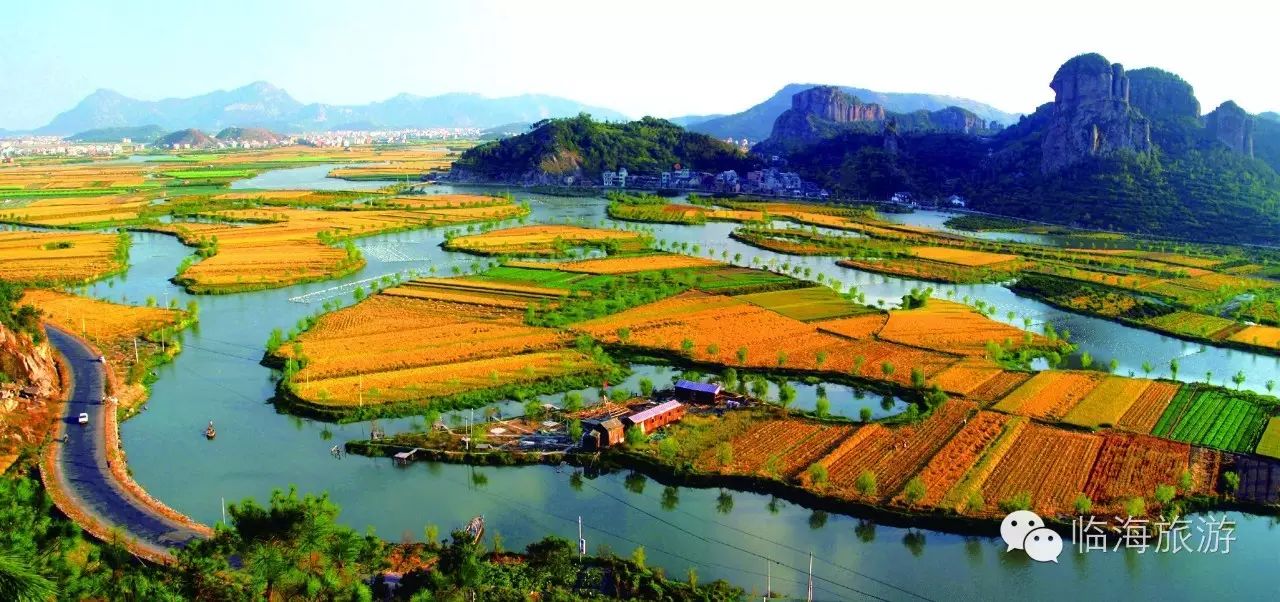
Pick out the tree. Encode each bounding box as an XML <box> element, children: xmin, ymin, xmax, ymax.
<box><xmin>1154</xmin><ymin>484</ymin><xmax>1176</xmax><ymax>505</ymax></box>
<box><xmin>1223</xmin><ymin>471</ymin><xmax>1240</xmax><ymax>493</ymax></box>
<box><xmin>1170</xmin><ymin>358</ymin><xmax>1180</xmax><ymax>380</ymax></box>
<box><xmin>807</xmin><ymin>464</ymin><xmax>829</xmax><ymax>488</ymax></box>
<box><xmin>0</xmin><ymin>553</ymin><xmax>56</xmax><ymax>602</ymax></box>
<box><xmin>999</xmin><ymin>491</ymin><xmax>1033</xmax><ymax>512</ymax></box>
<box><xmin>815</xmin><ymin>350</ymin><xmax>828</xmax><ymax>369</ymax></box>
<box><xmin>680</xmin><ymin>338</ymin><xmax>695</xmax><ymax>355</ymax></box>
<box><xmin>815</xmin><ymin>395</ymin><xmax>831</xmax><ymax>418</ymax></box>
<box><xmin>1080</xmin><ymin>351</ymin><xmax>1093</xmax><ymax>369</ymax></box>
<box><xmin>903</xmin><ymin>477</ymin><xmax>926</xmax><ymax>506</ymax></box>
<box><xmin>631</xmin><ymin>546</ymin><xmax>646</xmax><ymax>569</ymax></box>
<box><xmin>563</xmin><ymin>391</ymin><xmax>584</xmax><ymax>412</ymax></box>
<box><xmin>776</xmin><ymin>350</ymin><xmax>788</xmax><ymax>367</ymax></box>
<box><xmin>854</xmin><ymin>471</ymin><xmax>877</xmax><ymax>496</ymax></box>
<box><xmin>1232</xmin><ymin>370</ymin><xmax>1246</xmax><ymax>390</ymax></box>
<box><xmin>778</xmin><ymin>382</ymin><xmax>797</xmax><ymax>415</ymax></box>
<box><xmin>625</xmin><ymin>426</ymin><xmax>646</xmax><ymax>446</ymax></box>
<box><xmin>1073</xmin><ymin>493</ymin><xmax>1093</xmax><ymax>514</ymax></box>
<box><xmin>1124</xmin><ymin>497</ymin><xmax>1146</xmax><ymax>517</ymax></box>
<box><xmin>859</xmin><ymin>407</ymin><xmax>873</xmax><ymax>422</ymax></box>
<box><xmin>736</xmin><ymin>346</ymin><xmax>748</xmax><ymax>364</ymax></box>
<box><xmin>715</xmin><ymin>442</ymin><xmax>734</xmax><ymax>467</ymax></box>
<box><xmin>881</xmin><ymin>361</ymin><xmax>896</xmax><ymax>379</ymax></box>
<box><xmin>750</xmin><ymin>376</ymin><xmax>770</xmax><ymax>401</ymax></box>
<box><xmin>568</xmin><ymin>419</ymin><xmax>583</xmax><ymax>445</ymax></box>
<box><xmin>638</xmin><ymin>378</ymin><xmax>654</xmax><ymax>397</ymax></box>
<box><xmin>616</xmin><ymin>327</ymin><xmax>631</xmax><ymax>342</ymax></box>
<box><xmin>851</xmin><ymin>355</ymin><xmax>866</xmax><ymax>375</ymax></box>
<box><xmin>1267</xmin><ymin>379</ymin><xmax>1276</xmax><ymax>393</ymax></box>
<box><xmin>1109</xmin><ymin>358</ymin><xmax>1119</xmax><ymax>374</ymax></box>
<box><xmin>1142</xmin><ymin>361</ymin><xmax>1154</xmax><ymax>377</ymax></box>
<box><xmin>910</xmin><ymin>367</ymin><xmax>925</xmax><ymax>389</ymax></box>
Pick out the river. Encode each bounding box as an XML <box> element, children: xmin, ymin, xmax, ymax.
<box><xmin>77</xmin><ymin>169</ymin><xmax>1280</xmax><ymax>600</ymax></box>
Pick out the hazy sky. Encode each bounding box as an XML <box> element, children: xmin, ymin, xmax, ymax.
<box><xmin>2</xmin><ymin>0</ymin><xmax>1276</xmax><ymax>130</ymax></box>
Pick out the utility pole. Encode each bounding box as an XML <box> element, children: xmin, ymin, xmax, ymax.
<box><xmin>764</xmin><ymin>561</ymin><xmax>771</xmax><ymax>601</ymax></box>
<box><xmin>806</xmin><ymin>553</ymin><xmax>814</xmax><ymax>602</ymax></box>
<box><xmin>221</xmin><ymin>496</ymin><xmax>226</xmax><ymax>525</ymax></box>
<box><xmin>133</xmin><ymin>338</ymin><xmax>139</xmax><ymax>364</ymax></box>
<box><xmin>578</xmin><ymin>516</ymin><xmax>586</xmax><ymax>559</ymax></box>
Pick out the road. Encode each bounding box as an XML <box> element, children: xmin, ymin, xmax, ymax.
<box><xmin>46</xmin><ymin>325</ymin><xmax>204</xmax><ymax>556</ymax></box>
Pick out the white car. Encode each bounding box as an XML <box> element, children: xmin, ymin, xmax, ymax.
<box><xmin>77</xmin><ymin>413</ymin><xmax>89</xmax><ymax>425</ymax></box>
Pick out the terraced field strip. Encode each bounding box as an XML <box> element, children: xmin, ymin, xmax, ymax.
<box><xmin>1082</xmin><ymin>434</ymin><xmax>1192</xmax><ymax>509</ymax></box>
<box><xmin>1117</xmin><ymin>381</ymin><xmax>1182</xmax><ymax>433</ymax></box>
<box><xmin>902</xmin><ymin>411</ymin><xmax>1009</xmax><ymax>508</ymax></box>
<box><xmin>815</xmin><ymin>313</ymin><xmax>888</xmax><ymax>341</ymax></box>
<box><xmin>1144</xmin><ymin>311</ymin><xmax>1240</xmax><ymax>340</ymax></box>
<box><xmin>0</xmin><ymin>230</ymin><xmax>124</xmax><ymax>283</ymax></box>
<box><xmin>1153</xmin><ymin>385</ymin><xmax>1270</xmax><ymax>452</ymax></box>
<box><xmin>908</xmin><ymin>246</ymin><xmax>1019</xmax><ymax>266</ymax></box>
<box><xmin>877</xmin><ymin>299</ymin><xmax>1050</xmax><ymax>357</ymax></box>
<box><xmin>698</xmin><ymin>420</ymin><xmax>854</xmax><ymax>479</ymax></box>
<box><xmin>1061</xmin><ymin>376</ymin><xmax>1153</xmax><ymax>428</ymax></box>
<box><xmin>735</xmin><ymin>286</ymin><xmax>867</xmax><ymax>321</ymax></box>
<box><xmin>992</xmin><ymin>371</ymin><xmax>1104</xmax><ymax>420</ymax></box>
<box><xmin>940</xmin><ymin>416</ymin><xmax>1028</xmax><ymax>512</ymax></box>
<box><xmin>966</xmin><ymin>370</ymin><xmax>1032</xmax><ymax>403</ymax></box>
<box><xmin>1228</xmin><ymin>324</ymin><xmax>1280</xmax><ymax>350</ymax></box>
<box><xmin>931</xmin><ymin>361</ymin><xmax>1006</xmax><ymax>396</ymax></box>
<box><xmin>979</xmin><ymin>424</ymin><xmax>1103</xmax><ymax>515</ymax></box>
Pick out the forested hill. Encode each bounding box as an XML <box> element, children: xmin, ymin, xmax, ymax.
<box><xmin>775</xmin><ymin>54</ymin><xmax>1280</xmax><ymax>245</ymax></box>
<box><xmin>449</xmin><ymin>115</ymin><xmax>755</xmax><ymax>185</ymax></box>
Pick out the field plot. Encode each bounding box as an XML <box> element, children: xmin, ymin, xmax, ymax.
<box><xmin>1144</xmin><ymin>311</ymin><xmax>1239</xmax><ymax>339</ymax></box>
<box><xmin>695</xmin><ymin>420</ymin><xmax>854</xmax><ymax>479</ymax></box>
<box><xmin>908</xmin><ymin>246</ymin><xmax>1019</xmax><ymax>266</ymax></box>
<box><xmin>0</xmin><ymin>161</ymin><xmax>155</xmax><ymax>195</ymax></box>
<box><xmin>444</xmin><ymin>225</ymin><xmax>647</xmax><ymax>256</ymax></box>
<box><xmin>1257</xmin><ymin>418</ymin><xmax>1280</xmax><ymax>460</ymax></box>
<box><xmin>820</xmin><ymin>401</ymin><xmax>976</xmax><ymax>501</ymax></box>
<box><xmin>815</xmin><ymin>313</ymin><xmax>888</xmax><ymax>341</ymax></box>
<box><xmin>735</xmin><ymin>286</ymin><xmax>867</xmax><ymax>321</ymax></box>
<box><xmin>1152</xmin><ymin>385</ymin><xmax>1269</xmax><ymax>452</ymax></box>
<box><xmin>280</xmin><ymin>291</ymin><xmax>603</xmax><ymax>409</ymax></box>
<box><xmin>1227</xmin><ymin>325</ymin><xmax>1280</xmax><ymax>350</ymax></box>
<box><xmin>1233</xmin><ymin>456</ymin><xmax>1280</xmax><ymax>504</ymax></box>
<box><xmin>837</xmin><ymin>257</ymin><xmax>1021</xmax><ymax>284</ymax></box>
<box><xmin>1061</xmin><ymin>376</ymin><xmax>1152</xmax><ymax>428</ymax></box>
<box><xmin>0</xmin><ymin>231</ymin><xmax>126</xmax><ymax>284</ymax></box>
<box><xmin>877</xmin><ymin>300</ymin><xmax>1053</xmax><ymax>357</ymax></box>
<box><xmin>979</xmin><ymin>424</ymin><xmax>1103</xmax><ymax>515</ymax></box>
<box><xmin>901</xmin><ymin>411</ymin><xmax>1009</xmax><ymax>507</ymax></box>
<box><xmin>992</xmin><ymin>371</ymin><xmax>1103</xmax><ymax>420</ymax></box>
<box><xmin>1116</xmin><ymin>381</ymin><xmax>1181</xmax><ymax>433</ymax></box>
<box><xmin>0</xmin><ymin>192</ymin><xmax>155</xmax><ymax>227</ymax></box>
<box><xmin>931</xmin><ymin>361</ymin><xmax>1007</xmax><ymax>396</ymax></box>
<box><xmin>1082</xmin><ymin>434</ymin><xmax>1193</xmax><ymax>510</ymax></box>
<box><xmin>965</xmin><ymin>370</ymin><xmax>1032</xmax><ymax>403</ymax></box>
<box><xmin>508</xmin><ymin>253</ymin><xmax>719</xmax><ymax>274</ymax></box>
<box><xmin>381</xmin><ymin>277</ymin><xmax>570</xmax><ymax>309</ymax></box>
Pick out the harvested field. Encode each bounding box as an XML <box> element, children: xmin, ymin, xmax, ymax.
<box><xmin>837</xmin><ymin>257</ymin><xmax>1022</xmax><ymax>284</ymax></box>
<box><xmin>22</xmin><ymin>289</ymin><xmax>180</xmax><ymax>343</ymax></box>
<box><xmin>1061</xmin><ymin>376</ymin><xmax>1152</xmax><ymax>428</ymax></box>
<box><xmin>696</xmin><ymin>419</ymin><xmax>854</xmax><ymax>479</ymax></box>
<box><xmin>444</xmin><ymin>225</ymin><xmax>646</xmax><ymax>256</ymax></box>
<box><xmin>992</xmin><ymin>371</ymin><xmax>1103</xmax><ymax>420</ymax></box>
<box><xmin>1228</xmin><ymin>325</ymin><xmax>1280</xmax><ymax>350</ymax></box>
<box><xmin>940</xmin><ymin>416</ymin><xmax>1028</xmax><ymax>512</ymax></box>
<box><xmin>878</xmin><ymin>300</ymin><xmax>1052</xmax><ymax>357</ymax></box>
<box><xmin>0</xmin><ymin>192</ymin><xmax>154</xmax><ymax>226</ymax></box>
<box><xmin>0</xmin><ymin>231</ymin><xmax>125</xmax><ymax>284</ymax></box>
<box><xmin>965</xmin><ymin>370</ymin><xmax>1032</xmax><ymax>403</ymax></box>
<box><xmin>980</xmin><ymin>424</ymin><xmax>1103</xmax><ymax>516</ymax></box>
<box><xmin>509</xmin><ymin>253</ymin><xmax>720</xmax><ymax>274</ymax></box>
<box><xmin>908</xmin><ymin>246</ymin><xmax>1019</xmax><ymax>266</ymax></box>
<box><xmin>380</xmin><ymin>278</ymin><xmax>570</xmax><ymax>309</ymax></box>
<box><xmin>1116</xmin><ymin>381</ymin><xmax>1181</xmax><ymax>433</ymax></box>
<box><xmin>902</xmin><ymin>411</ymin><xmax>1009</xmax><ymax>507</ymax></box>
<box><xmin>931</xmin><ymin>361</ymin><xmax>1007</xmax><ymax>396</ymax></box>
<box><xmin>1082</xmin><ymin>433</ymin><xmax>1193</xmax><ymax>510</ymax></box>
<box><xmin>735</xmin><ymin>286</ymin><xmax>867</xmax><ymax>321</ymax></box>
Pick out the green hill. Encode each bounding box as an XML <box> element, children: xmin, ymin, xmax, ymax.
<box><xmin>67</xmin><ymin>124</ymin><xmax>165</xmax><ymax>143</ymax></box>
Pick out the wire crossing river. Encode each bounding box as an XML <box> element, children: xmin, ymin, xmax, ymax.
<box><xmin>45</xmin><ymin>325</ymin><xmax>205</xmax><ymax>558</ymax></box>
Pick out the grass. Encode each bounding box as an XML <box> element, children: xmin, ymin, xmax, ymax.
<box><xmin>1257</xmin><ymin>418</ymin><xmax>1280</xmax><ymax>459</ymax></box>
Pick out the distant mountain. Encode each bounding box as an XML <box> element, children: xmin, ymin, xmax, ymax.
<box><xmin>684</xmin><ymin>83</ymin><xmax>1021</xmax><ymax>141</ymax></box>
<box><xmin>480</xmin><ymin>122</ymin><xmax>532</xmax><ymax>140</ymax></box>
<box><xmin>155</xmin><ymin>128</ymin><xmax>216</xmax><ymax>148</ymax></box>
<box><xmin>667</xmin><ymin>114</ymin><xmax>726</xmax><ymax>128</ymax></box>
<box><xmin>1261</xmin><ymin>112</ymin><xmax>1280</xmax><ymax>123</ymax></box>
<box><xmin>68</xmin><ymin>125</ymin><xmax>166</xmax><ymax>143</ymax></box>
<box><xmin>215</xmin><ymin>127</ymin><xmax>286</xmax><ymax>144</ymax></box>
<box><xmin>35</xmin><ymin>82</ymin><xmax>628</xmax><ymax>134</ymax></box>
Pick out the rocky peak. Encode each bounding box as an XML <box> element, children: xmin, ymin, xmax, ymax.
<box><xmin>1127</xmin><ymin>68</ymin><xmax>1200</xmax><ymax>122</ymax></box>
<box><xmin>1041</xmin><ymin>53</ymin><xmax>1151</xmax><ymax>173</ymax></box>
<box><xmin>756</xmin><ymin>86</ymin><xmax>887</xmax><ymax>153</ymax></box>
<box><xmin>1204</xmin><ymin>101</ymin><xmax>1255</xmax><ymax>157</ymax></box>
<box><xmin>930</xmin><ymin>106</ymin><xmax>987</xmax><ymax>134</ymax></box>
<box><xmin>789</xmin><ymin>86</ymin><xmax>886</xmax><ymax>123</ymax></box>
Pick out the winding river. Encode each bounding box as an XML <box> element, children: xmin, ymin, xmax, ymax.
<box><xmin>77</xmin><ymin>171</ymin><xmax>1279</xmax><ymax>600</ymax></box>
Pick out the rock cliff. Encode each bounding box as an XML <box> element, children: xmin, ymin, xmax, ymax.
<box><xmin>929</xmin><ymin>106</ymin><xmax>987</xmax><ymax>134</ymax></box>
<box><xmin>0</xmin><ymin>323</ymin><xmax>58</xmax><ymax>398</ymax></box>
<box><xmin>1041</xmin><ymin>53</ymin><xmax>1151</xmax><ymax>173</ymax></box>
<box><xmin>760</xmin><ymin>86</ymin><xmax>887</xmax><ymax>152</ymax></box>
<box><xmin>1204</xmin><ymin>101</ymin><xmax>1255</xmax><ymax>157</ymax></box>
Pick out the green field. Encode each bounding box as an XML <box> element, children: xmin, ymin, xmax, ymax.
<box><xmin>473</xmin><ymin>265</ymin><xmax>601</xmax><ymax>288</ymax></box>
<box><xmin>161</xmin><ymin>169</ymin><xmax>254</xmax><ymax>179</ymax></box>
<box><xmin>1256</xmin><ymin>418</ymin><xmax>1280</xmax><ymax>459</ymax></box>
<box><xmin>735</xmin><ymin>286</ymin><xmax>867</xmax><ymax>321</ymax></box>
<box><xmin>1152</xmin><ymin>384</ymin><xmax>1270</xmax><ymax>452</ymax></box>
<box><xmin>682</xmin><ymin>266</ymin><xmax>802</xmax><ymax>295</ymax></box>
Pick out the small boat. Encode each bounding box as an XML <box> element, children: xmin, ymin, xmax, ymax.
<box><xmin>464</xmin><ymin>515</ymin><xmax>485</xmax><ymax>544</ymax></box>
<box><xmin>204</xmin><ymin>421</ymin><xmax>216</xmax><ymax>439</ymax></box>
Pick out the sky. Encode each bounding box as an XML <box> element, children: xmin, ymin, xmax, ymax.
<box><xmin>1</xmin><ymin>0</ymin><xmax>1276</xmax><ymax>130</ymax></box>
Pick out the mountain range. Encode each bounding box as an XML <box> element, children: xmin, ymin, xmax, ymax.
<box><xmin>678</xmin><ymin>83</ymin><xmax>1022</xmax><ymax>141</ymax></box>
<box><xmin>34</xmin><ymin>82</ymin><xmax>628</xmax><ymax>135</ymax></box>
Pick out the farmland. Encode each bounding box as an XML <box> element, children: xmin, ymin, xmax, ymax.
<box><xmin>978</xmin><ymin>424</ymin><xmax>1103</xmax><ymax>515</ymax></box>
<box><xmin>0</xmin><ymin>230</ymin><xmax>129</xmax><ymax>285</ymax></box>
<box><xmin>443</xmin><ymin>224</ymin><xmax>649</xmax><ymax>257</ymax></box>
<box><xmin>507</xmin><ymin>253</ymin><xmax>720</xmax><ymax>274</ymax></box>
<box><xmin>1257</xmin><ymin>418</ymin><xmax>1280</xmax><ymax>460</ymax></box>
<box><xmin>1117</xmin><ymin>381</ymin><xmax>1182</xmax><ymax>433</ymax></box>
<box><xmin>693</xmin><ymin>419</ymin><xmax>855</xmax><ymax>479</ymax></box>
<box><xmin>1151</xmin><ymin>385</ymin><xmax>1270</xmax><ymax>452</ymax></box>
<box><xmin>1082</xmin><ymin>433</ymin><xmax>1194</xmax><ymax>511</ymax></box>
<box><xmin>735</xmin><ymin>286</ymin><xmax>868</xmax><ymax>321</ymax></box>
<box><xmin>836</xmin><ymin>257</ymin><xmax>1020</xmax><ymax>284</ymax></box>
<box><xmin>901</xmin><ymin>410</ymin><xmax>1009</xmax><ymax>507</ymax></box>
<box><xmin>1061</xmin><ymin>376</ymin><xmax>1153</xmax><ymax>428</ymax></box>
<box><xmin>876</xmin><ymin>299</ymin><xmax>1058</xmax><ymax>357</ymax></box>
<box><xmin>992</xmin><ymin>371</ymin><xmax>1104</xmax><ymax>420</ymax></box>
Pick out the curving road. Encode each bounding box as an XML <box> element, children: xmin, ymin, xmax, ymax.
<box><xmin>46</xmin><ymin>325</ymin><xmax>204</xmax><ymax>556</ymax></box>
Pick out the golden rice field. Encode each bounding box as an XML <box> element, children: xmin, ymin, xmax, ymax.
<box><xmin>381</xmin><ymin>277</ymin><xmax>570</xmax><ymax>309</ymax></box>
<box><xmin>930</xmin><ymin>360</ymin><xmax>1009</xmax><ymax>396</ymax></box>
<box><xmin>0</xmin><ymin>192</ymin><xmax>155</xmax><ymax>226</ymax></box>
<box><xmin>992</xmin><ymin>370</ymin><xmax>1104</xmax><ymax>420</ymax></box>
<box><xmin>814</xmin><ymin>313</ymin><xmax>888</xmax><ymax>340</ymax></box>
<box><xmin>0</xmin><ymin>162</ymin><xmax>153</xmax><ymax>191</ymax></box>
<box><xmin>908</xmin><ymin>246</ymin><xmax>1019</xmax><ymax>267</ymax></box>
<box><xmin>877</xmin><ymin>300</ymin><xmax>1053</xmax><ymax>357</ymax></box>
<box><xmin>735</xmin><ymin>286</ymin><xmax>866</xmax><ymax>321</ymax></box>
<box><xmin>1116</xmin><ymin>381</ymin><xmax>1182</xmax><ymax>433</ymax></box>
<box><xmin>1228</xmin><ymin>324</ymin><xmax>1280</xmax><ymax>350</ymax></box>
<box><xmin>164</xmin><ymin>201</ymin><xmax>524</xmax><ymax>292</ymax></box>
<box><xmin>506</xmin><ymin>253</ymin><xmax>720</xmax><ymax>274</ymax></box>
<box><xmin>1060</xmin><ymin>376</ymin><xmax>1153</xmax><ymax>428</ymax></box>
<box><xmin>282</xmin><ymin>292</ymin><xmax>600</xmax><ymax>407</ymax></box>
<box><xmin>444</xmin><ymin>225</ymin><xmax>647</xmax><ymax>256</ymax></box>
<box><xmin>22</xmin><ymin>289</ymin><xmax>181</xmax><ymax>342</ymax></box>
<box><xmin>0</xmin><ymin>231</ymin><xmax>124</xmax><ymax>284</ymax></box>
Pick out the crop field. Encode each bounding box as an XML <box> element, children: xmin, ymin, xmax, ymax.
<box><xmin>992</xmin><ymin>371</ymin><xmax>1103</xmax><ymax>420</ymax></box>
<box><xmin>819</xmin><ymin>400</ymin><xmax>976</xmax><ymax>501</ymax></box>
<box><xmin>0</xmin><ymin>192</ymin><xmax>156</xmax><ymax>226</ymax></box>
<box><xmin>510</xmin><ymin>253</ymin><xmax>720</xmax><ymax>274</ymax></box>
<box><xmin>381</xmin><ymin>277</ymin><xmax>570</xmax><ymax>309</ymax></box>
<box><xmin>939</xmin><ymin>416</ymin><xmax>1027</xmax><ymax>512</ymax></box>
<box><xmin>1151</xmin><ymin>385</ymin><xmax>1269</xmax><ymax>452</ymax></box>
<box><xmin>902</xmin><ymin>411</ymin><xmax>1009</xmax><ymax>507</ymax></box>
<box><xmin>965</xmin><ymin>370</ymin><xmax>1032</xmax><ymax>402</ymax></box>
<box><xmin>472</xmin><ymin>265</ymin><xmax>600</xmax><ymax>289</ymax></box>
<box><xmin>1082</xmin><ymin>433</ymin><xmax>1194</xmax><ymax>509</ymax></box>
<box><xmin>735</xmin><ymin>286</ymin><xmax>867</xmax><ymax>321</ymax></box>
<box><xmin>1143</xmin><ymin>311</ymin><xmax>1239</xmax><ymax>339</ymax></box>
<box><xmin>814</xmin><ymin>313</ymin><xmax>888</xmax><ymax>340</ymax></box>
<box><xmin>877</xmin><ymin>299</ymin><xmax>1052</xmax><ymax>357</ymax></box>
<box><xmin>444</xmin><ymin>225</ymin><xmax>646</xmax><ymax>256</ymax></box>
<box><xmin>979</xmin><ymin>424</ymin><xmax>1103</xmax><ymax>515</ymax></box>
<box><xmin>0</xmin><ymin>231</ymin><xmax>125</xmax><ymax>284</ymax></box>
<box><xmin>676</xmin><ymin>267</ymin><xmax>801</xmax><ymax>295</ymax></box>
<box><xmin>908</xmin><ymin>246</ymin><xmax>1019</xmax><ymax>267</ymax></box>
<box><xmin>1061</xmin><ymin>376</ymin><xmax>1153</xmax><ymax>428</ymax></box>
<box><xmin>22</xmin><ymin>289</ymin><xmax>181</xmax><ymax>342</ymax></box>
<box><xmin>1116</xmin><ymin>381</ymin><xmax>1182</xmax><ymax>433</ymax></box>
<box><xmin>1257</xmin><ymin>418</ymin><xmax>1280</xmax><ymax>459</ymax></box>
<box><xmin>1133</xmin><ymin>252</ymin><xmax>1223</xmax><ymax>269</ymax></box>
<box><xmin>283</xmin><ymin>292</ymin><xmax>601</xmax><ymax>406</ymax></box>
<box><xmin>931</xmin><ymin>360</ymin><xmax>1008</xmax><ymax>396</ymax></box>
<box><xmin>0</xmin><ymin>162</ymin><xmax>155</xmax><ymax>194</ymax></box>
<box><xmin>696</xmin><ymin>419</ymin><xmax>855</xmax><ymax>479</ymax></box>
<box><xmin>836</xmin><ymin>257</ymin><xmax>1020</xmax><ymax>284</ymax></box>
<box><xmin>1227</xmin><ymin>325</ymin><xmax>1280</xmax><ymax>350</ymax></box>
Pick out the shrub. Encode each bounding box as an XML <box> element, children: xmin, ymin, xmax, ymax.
<box><xmin>855</xmin><ymin>470</ymin><xmax>877</xmax><ymax>496</ymax></box>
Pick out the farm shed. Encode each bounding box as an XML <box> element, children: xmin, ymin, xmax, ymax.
<box><xmin>581</xmin><ymin>417</ymin><xmax>625</xmax><ymax>450</ymax></box>
<box><xmin>623</xmin><ymin>400</ymin><xmax>686</xmax><ymax>434</ymax></box>
<box><xmin>674</xmin><ymin>380</ymin><xmax>721</xmax><ymax>404</ymax></box>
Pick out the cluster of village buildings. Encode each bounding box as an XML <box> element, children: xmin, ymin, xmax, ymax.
<box><xmin>601</xmin><ymin>165</ymin><xmax>829</xmax><ymax>199</ymax></box>
<box><xmin>293</xmin><ymin>127</ymin><xmax>481</xmax><ymax>148</ymax></box>
<box><xmin>0</xmin><ymin>136</ymin><xmax>142</xmax><ymax>160</ymax></box>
